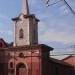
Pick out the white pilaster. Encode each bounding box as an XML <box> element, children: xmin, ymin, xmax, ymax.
<box><xmin>13</xmin><ymin>21</ymin><xmax>17</xmax><ymax>46</ymax></box>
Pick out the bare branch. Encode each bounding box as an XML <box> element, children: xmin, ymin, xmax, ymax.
<box><xmin>45</xmin><ymin>0</ymin><xmax>62</xmax><ymax>7</ymax></box>
<box><xmin>45</xmin><ymin>0</ymin><xmax>50</xmax><ymax>4</ymax></box>
<box><xmin>62</xmin><ymin>0</ymin><xmax>75</xmax><ymax>15</ymax></box>
<box><xmin>45</xmin><ymin>0</ymin><xmax>75</xmax><ymax>15</ymax></box>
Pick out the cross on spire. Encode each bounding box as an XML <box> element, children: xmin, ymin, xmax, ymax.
<box><xmin>22</xmin><ymin>0</ymin><xmax>29</xmax><ymax>15</ymax></box>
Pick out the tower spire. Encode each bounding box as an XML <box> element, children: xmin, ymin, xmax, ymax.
<box><xmin>22</xmin><ymin>0</ymin><xmax>29</xmax><ymax>15</ymax></box>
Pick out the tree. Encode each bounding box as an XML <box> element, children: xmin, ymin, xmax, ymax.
<box><xmin>7</xmin><ymin>42</ymin><xmax>13</xmax><ymax>47</ymax></box>
<box><xmin>45</xmin><ymin>0</ymin><xmax>75</xmax><ymax>15</ymax></box>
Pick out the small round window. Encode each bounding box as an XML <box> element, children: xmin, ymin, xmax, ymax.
<box><xmin>19</xmin><ymin>53</ymin><xmax>24</xmax><ymax>58</ymax></box>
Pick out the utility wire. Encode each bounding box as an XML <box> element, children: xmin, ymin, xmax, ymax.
<box><xmin>50</xmin><ymin>53</ymin><xmax>75</xmax><ymax>56</ymax></box>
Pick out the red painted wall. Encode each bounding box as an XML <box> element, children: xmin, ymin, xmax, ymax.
<box><xmin>8</xmin><ymin>47</ymin><xmax>42</xmax><ymax>75</ymax></box>
<box><xmin>63</xmin><ymin>56</ymin><xmax>75</xmax><ymax>66</ymax></box>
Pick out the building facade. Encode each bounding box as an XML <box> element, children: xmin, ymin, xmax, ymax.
<box><xmin>0</xmin><ymin>44</ymin><xmax>74</xmax><ymax>75</ymax></box>
<box><xmin>0</xmin><ymin>0</ymin><xmax>75</xmax><ymax>75</ymax></box>
<box><xmin>0</xmin><ymin>44</ymin><xmax>53</xmax><ymax>75</ymax></box>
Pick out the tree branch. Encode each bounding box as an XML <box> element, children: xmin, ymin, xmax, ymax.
<box><xmin>62</xmin><ymin>0</ymin><xmax>75</xmax><ymax>15</ymax></box>
<box><xmin>45</xmin><ymin>0</ymin><xmax>75</xmax><ymax>15</ymax></box>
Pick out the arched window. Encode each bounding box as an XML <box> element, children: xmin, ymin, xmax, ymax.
<box><xmin>19</xmin><ymin>29</ymin><xmax>24</xmax><ymax>38</ymax></box>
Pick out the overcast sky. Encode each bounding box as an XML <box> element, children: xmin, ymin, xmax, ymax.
<box><xmin>0</xmin><ymin>0</ymin><xmax>75</xmax><ymax>50</ymax></box>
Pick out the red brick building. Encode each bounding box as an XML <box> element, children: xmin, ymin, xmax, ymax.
<box><xmin>62</xmin><ymin>55</ymin><xmax>75</xmax><ymax>66</ymax></box>
<box><xmin>0</xmin><ymin>44</ymin><xmax>74</xmax><ymax>75</ymax></box>
<box><xmin>0</xmin><ymin>44</ymin><xmax>53</xmax><ymax>75</ymax></box>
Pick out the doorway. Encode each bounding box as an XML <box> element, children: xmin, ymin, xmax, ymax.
<box><xmin>16</xmin><ymin>63</ymin><xmax>27</xmax><ymax>75</ymax></box>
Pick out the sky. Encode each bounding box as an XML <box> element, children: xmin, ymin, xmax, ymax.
<box><xmin>0</xmin><ymin>0</ymin><xmax>75</xmax><ymax>53</ymax></box>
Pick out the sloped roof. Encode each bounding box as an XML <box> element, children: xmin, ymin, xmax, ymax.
<box><xmin>62</xmin><ymin>55</ymin><xmax>74</xmax><ymax>61</ymax></box>
<box><xmin>0</xmin><ymin>38</ymin><xmax>8</xmax><ymax>48</ymax></box>
<box><xmin>49</xmin><ymin>57</ymin><xmax>73</xmax><ymax>67</ymax></box>
<box><xmin>61</xmin><ymin>55</ymin><xmax>75</xmax><ymax>66</ymax></box>
<box><xmin>12</xmin><ymin>13</ymin><xmax>39</xmax><ymax>22</ymax></box>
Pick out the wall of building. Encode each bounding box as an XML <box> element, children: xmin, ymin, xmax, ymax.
<box><xmin>0</xmin><ymin>50</ymin><xmax>8</xmax><ymax>75</ymax></box>
<box><xmin>29</xmin><ymin>15</ymin><xmax>38</xmax><ymax>44</ymax></box>
<box><xmin>41</xmin><ymin>57</ymin><xmax>74</xmax><ymax>75</ymax></box>
<box><xmin>7</xmin><ymin>47</ymin><xmax>41</xmax><ymax>75</ymax></box>
<box><xmin>14</xmin><ymin>17</ymin><xmax>30</xmax><ymax>46</ymax></box>
<box><xmin>0</xmin><ymin>44</ymin><xmax>74</xmax><ymax>75</ymax></box>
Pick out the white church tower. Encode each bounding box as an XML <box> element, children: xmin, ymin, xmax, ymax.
<box><xmin>12</xmin><ymin>0</ymin><xmax>39</xmax><ymax>46</ymax></box>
